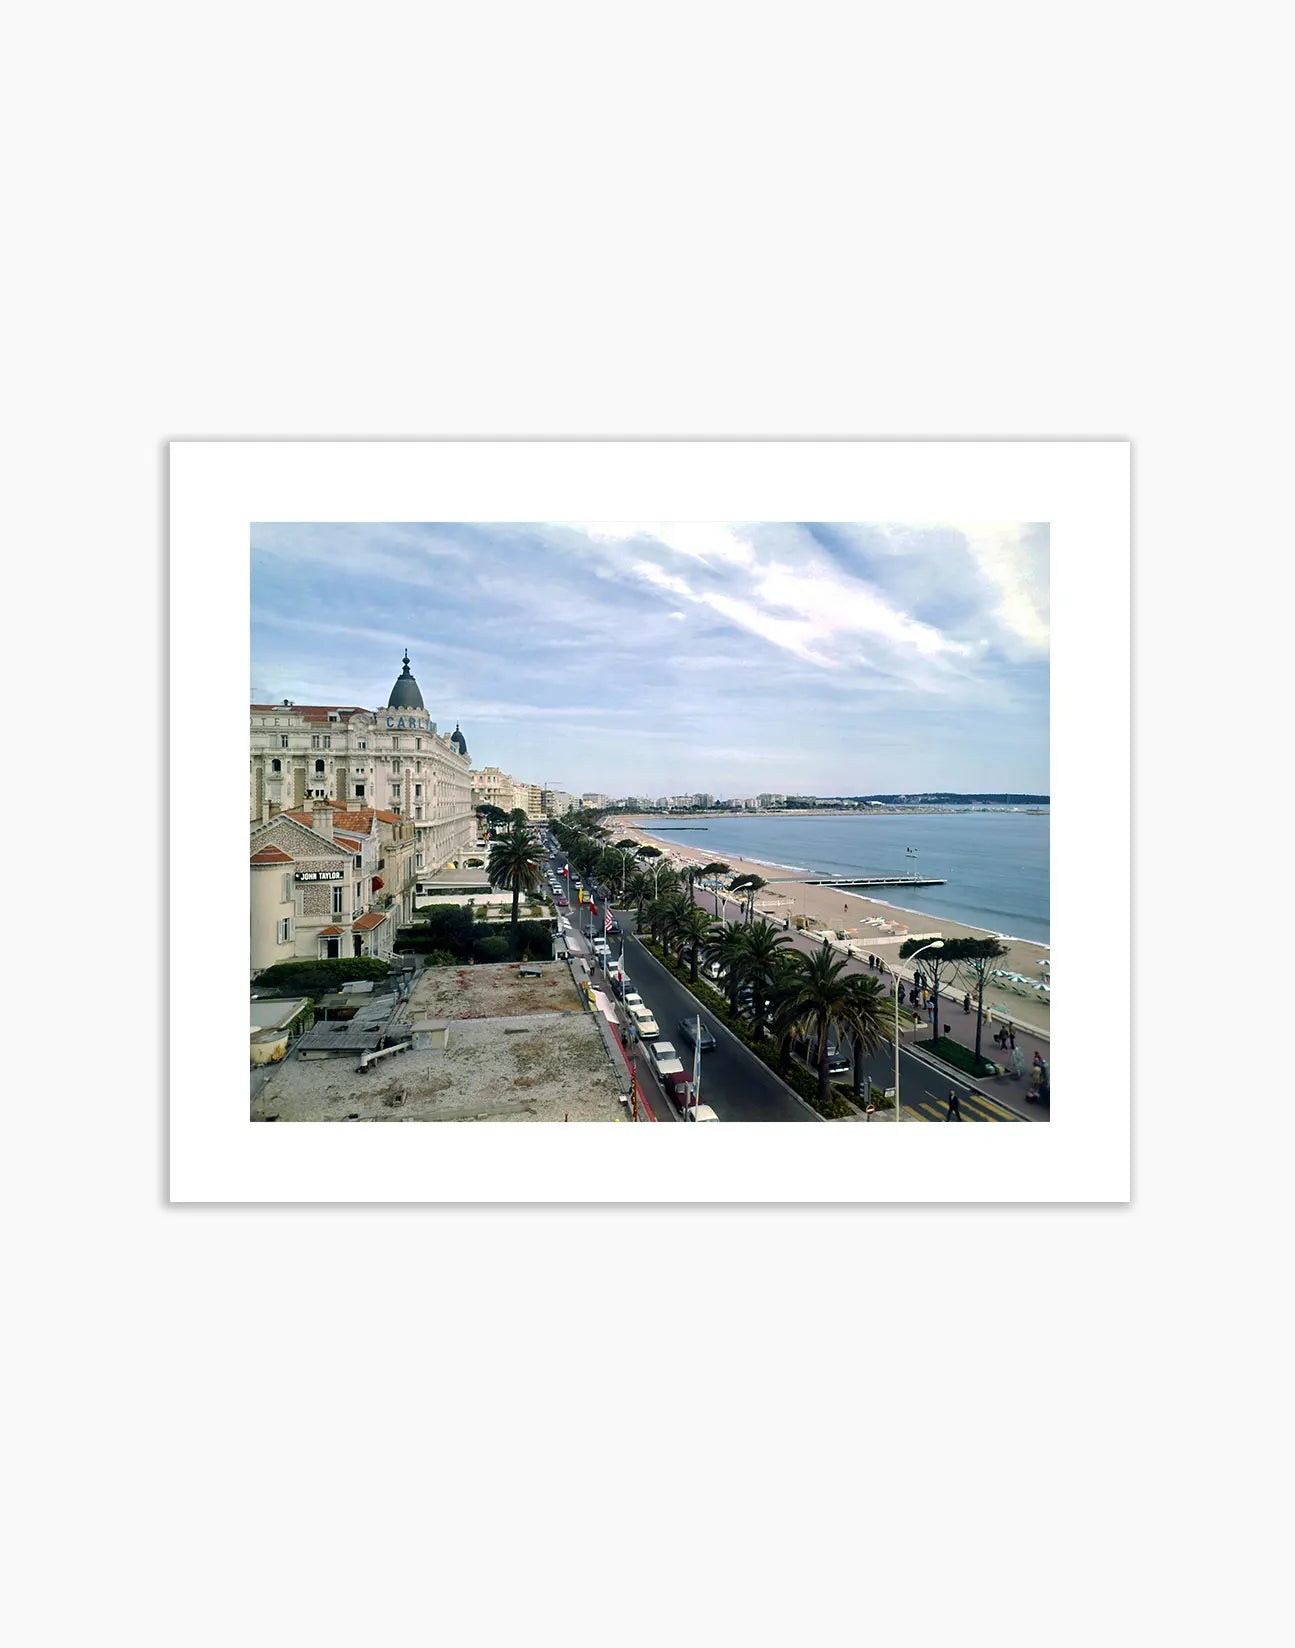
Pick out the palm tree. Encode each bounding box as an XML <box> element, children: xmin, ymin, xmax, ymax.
<box><xmin>771</xmin><ymin>946</ymin><xmax>859</xmax><ymax>1108</ymax></box>
<box><xmin>626</xmin><ymin>871</ymin><xmax>651</xmax><ymax>924</ymax></box>
<box><xmin>487</xmin><ymin>824</ymin><xmax>545</xmax><ymax>960</ymax></box>
<box><xmin>674</xmin><ymin>905</ymin><xmax>715</xmax><ymax>983</ymax></box>
<box><xmin>654</xmin><ymin>893</ymin><xmax>691</xmax><ymax>957</ymax></box>
<box><xmin>737</xmin><ymin>918</ymin><xmax>794</xmax><ymax>1040</ymax></box>
<box><xmin>706</xmin><ymin>922</ymin><xmax>749</xmax><ymax>1014</ymax></box>
<box><xmin>841</xmin><ymin>973</ymin><xmax>893</xmax><ymax>1105</ymax></box>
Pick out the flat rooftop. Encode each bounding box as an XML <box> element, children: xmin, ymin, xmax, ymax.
<box><xmin>252</xmin><ymin>961</ymin><xmax>626</xmax><ymax>1123</ymax></box>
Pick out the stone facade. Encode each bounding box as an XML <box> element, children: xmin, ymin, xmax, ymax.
<box><xmin>250</xmin><ymin>652</ymin><xmax>475</xmax><ymax>879</ymax></box>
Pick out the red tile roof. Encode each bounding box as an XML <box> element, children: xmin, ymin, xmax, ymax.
<box><xmin>334</xmin><ymin>834</ymin><xmax>362</xmax><ymax>852</ymax></box>
<box><xmin>332</xmin><ymin>809</ymin><xmax>375</xmax><ymax>834</ymax></box>
<box><xmin>352</xmin><ymin>911</ymin><xmax>388</xmax><ymax>932</ymax></box>
<box><xmin>250</xmin><ymin>845</ymin><xmax>294</xmax><ymax>865</ymax></box>
<box><xmin>374</xmin><ymin>809</ymin><xmax>404</xmax><ymax>824</ymax></box>
<box><xmin>316</xmin><ymin>926</ymin><xmax>343</xmax><ymax>937</ymax></box>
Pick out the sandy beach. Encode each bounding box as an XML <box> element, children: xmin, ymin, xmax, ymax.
<box><xmin>611</xmin><ymin>819</ymin><xmax>1051</xmax><ymax>1039</ymax></box>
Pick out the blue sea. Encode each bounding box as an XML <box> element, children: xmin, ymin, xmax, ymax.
<box><xmin>629</xmin><ymin>811</ymin><xmax>1050</xmax><ymax>945</ymax></box>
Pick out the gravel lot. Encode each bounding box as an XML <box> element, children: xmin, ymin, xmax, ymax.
<box><xmin>252</xmin><ymin>961</ymin><xmax>625</xmax><ymax>1122</ymax></box>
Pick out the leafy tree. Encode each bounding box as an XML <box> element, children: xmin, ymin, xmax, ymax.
<box><xmin>943</xmin><ymin>936</ymin><xmax>1009</xmax><ymax>1062</ymax></box>
<box><xmin>729</xmin><ymin>873</ymin><xmax>769</xmax><ymax>924</ymax></box>
<box><xmin>698</xmin><ymin>861</ymin><xmax>731</xmax><ymax>918</ymax></box>
<box><xmin>475</xmin><ymin>803</ymin><xmax>510</xmax><ymax>834</ymax></box>
<box><xmin>771</xmin><ymin>946</ymin><xmax>858</xmax><ymax>1108</ymax></box>
<box><xmin>488</xmin><ymin>824</ymin><xmax>545</xmax><ymax>960</ymax></box>
<box><xmin>899</xmin><ymin>936</ymin><xmax>958</xmax><ymax>1044</ymax></box>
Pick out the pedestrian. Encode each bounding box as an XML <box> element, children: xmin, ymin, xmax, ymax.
<box><xmin>962</xmin><ymin>992</ymin><xmax>971</xmax><ymax>1014</ymax></box>
<box><xmin>1011</xmin><ymin>1045</ymin><xmax>1025</xmax><ymax>1081</ymax></box>
<box><xmin>945</xmin><ymin>1088</ymin><xmax>962</xmax><ymax>1121</ymax></box>
<box><xmin>898</xmin><ymin>983</ymin><xmax>906</xmax><ymax>1006</ymax></box>
<box><xmin>1008</xmin><ymin>1023</ymin><xmax>1016</xmax><ymax>1050</ymax></box>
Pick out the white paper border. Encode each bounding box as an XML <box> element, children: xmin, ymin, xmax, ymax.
<box><xmin>170</xmin><ymin>439</ymin><xmax>1128</xmax><ymax>1202</ymax></box>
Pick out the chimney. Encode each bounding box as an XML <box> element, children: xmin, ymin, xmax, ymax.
<box><xmin>311</xmin><ymin>798</ymin><xmax>333</xmax><ymax>840</ymax></box>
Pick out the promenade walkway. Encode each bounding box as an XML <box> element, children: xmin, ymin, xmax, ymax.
<box><xmin>682</xmin><ymin>890</ymin><xmax>1052</xmax><ymax>1117</ymax></box>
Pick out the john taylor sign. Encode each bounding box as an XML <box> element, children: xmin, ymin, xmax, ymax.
<box><xmin>294</xmin><ymin>869</ymin><xmax>344</xmax><ymax>883</ymax></box>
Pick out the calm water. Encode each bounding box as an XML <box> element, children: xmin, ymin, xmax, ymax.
<box><xmin>630</xmin><ymin>812</ymin><xmax>1050</xmax><ymax>944</ymax></box>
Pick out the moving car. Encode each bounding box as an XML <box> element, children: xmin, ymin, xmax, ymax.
<box><xmin>556</xmin><ymin>896</ymin><xmax>568</xmax><ymax>908</ymax></box>
<box><xmin>676</xmin><ymin>1017</ymin><xmax>716</xmax><ymax>1053</ymax></box>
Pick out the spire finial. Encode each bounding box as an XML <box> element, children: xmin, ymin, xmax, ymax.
<box><xmin>401</xmin><ymin>648</ymin><xmax>411</xmax><ymax>671</ymax></box>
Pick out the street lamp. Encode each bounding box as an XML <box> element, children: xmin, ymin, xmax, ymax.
<box><xmin>894</xmin><ymin>938</ymin><xmax>943</xmax><ymax>1123</ymax></box>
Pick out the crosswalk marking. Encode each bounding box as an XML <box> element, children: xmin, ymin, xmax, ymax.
<box><xmin>907</xmin><ymin>1087</ymin><xmax>1019</xmax><ymax>1122</ymax></box>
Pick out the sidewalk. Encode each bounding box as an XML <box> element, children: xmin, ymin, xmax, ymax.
<box><xmin>684</xmin><ymin>892</ymin><xmax>1053</xmax><ymax>1108</ymax></box>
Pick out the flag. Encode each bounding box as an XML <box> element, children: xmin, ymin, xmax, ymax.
<box><xmin>604</xmin><ymin>905</ymin><xmax>613</xmax><ymax>934</ymax></box>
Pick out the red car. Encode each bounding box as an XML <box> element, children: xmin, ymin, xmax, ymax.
<box><xmin>556</xmin><ymin>896</ymin><xmax>569</xmax><ymax>908</ymax></box>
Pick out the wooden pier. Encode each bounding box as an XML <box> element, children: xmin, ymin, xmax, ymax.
<box><xmin>760</xmin><ymin>874</ymin><xmax>946</xmax><ymax>889</ymax></box>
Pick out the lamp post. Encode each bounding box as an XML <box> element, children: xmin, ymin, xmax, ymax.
<box><xmin>894</xmin><ymin>938</ymin><xmax>943</xmax><ymax>1122</ymax></box>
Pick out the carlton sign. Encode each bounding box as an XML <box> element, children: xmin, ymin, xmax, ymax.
<box><xmin>294</xmin><ymin>869</ymin><xmax>344</xmax><ymax>883</ymax></box>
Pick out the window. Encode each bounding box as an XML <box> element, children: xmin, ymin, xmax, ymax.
<box><xmin>332</xmin><ymin>885</ymin><xmax>344</xmax><ymax>915</ymax></box>
<box><xmin>358</xmin><ymin>740</ymin><xmax>367</xmax><ymax>750</ymax></box>
<box><xmin>322</xmin><ymin>735</ymin><xmax>331</xmax><ymax>749</ymax></box>
<box><xmin>392</xmin><ymin>737</ymin><xmax>400</xmax><ymax>752</ymax></box>
<box><xmin>416</xmin><ymin>738</ymin><xmax>421</xmax><ymax>751</ymax></box>
<box><xmin>280</xmin><ymin>736</ymin><xmax>289</xmax><ymax>749</ymax></box>
<box><xmin>282</xmin><ymin>873</ymin><xmax>292</xmax><ymax>901</ymax></box>
<box><xmin>271</xmin><ymin>758</ymin><xmax>281</xmax><ymax>773</ymax></box>
<box><xmin>277</xmin><ymin>917</ymin><xmax>292</xmax><ymax>944</ymax></box>
<box><xmin>312</xmin><ymin>735</ymin><xmax>321</xmax><ymax>748</ymax></box>
<box><xmin>415</xmin><ymin>784</ymin><xmax>422</xmax><ymax>796</ymax></box>
<box><xmin>353</xmin><ymin>856</ymin><xmax>362</xmax><ymax>871</ymax></box>
<box><xmin>355</xmin><ymin>783</ymin><xmax>365</xmax><ymax>798</ymax></box>
<box><xmin>315</xmin><ymin>759</ymin><xmax>325</xmax><ymax>774</ymax></box>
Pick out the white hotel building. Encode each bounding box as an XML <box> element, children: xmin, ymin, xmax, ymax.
<box><xmin>250</xmin><ymin>650</ymin><xmax>476</xmax><ymax>876</ymax></box>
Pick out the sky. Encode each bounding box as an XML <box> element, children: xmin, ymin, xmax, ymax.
<box><xmin>250</xmin><ymin>522</ymin><xmax>1049</xmax><ymax>797</ymax></box>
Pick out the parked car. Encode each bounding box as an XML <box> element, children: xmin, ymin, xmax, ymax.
<box><xmin>793</xmin><ymin>1027</ymin><xmax>852</xmax><ymax>1076</ymax></box>
<box><xmin>622</xmin><ymin>990</ymin><xmax>644</xmax><ymax>1012</ymax></box>
<box><xmin>647</xmin><ymin>1040</ymin><xmax>686</xmax><ymax>1086</ymax></box>
<box><xmin>628</xmin><ymin>1004</ymin><xmax>660</xmax><ymax>1040</ymax></box>
<box><xmin>608</xmin><ymin>919</ymin><xmax>622</xmax><ymax>934</ymax></box>
<box><xmin>676</xmin><ymin>1016</ymin><xmax>716</xmax><ymax>1053</ymax></box>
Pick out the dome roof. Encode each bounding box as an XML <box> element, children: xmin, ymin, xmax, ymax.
<box><xmin>387</xmin><ymin>649</ymin><xmax>425</xmax><ymax>711</ymax></box>
<box><xmin>450</xmin><ymin>722</ymin><xmax>468</xmax><ymax>757</ymax></box>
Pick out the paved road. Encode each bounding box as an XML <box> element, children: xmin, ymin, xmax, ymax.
<box><xmin>543</xmin><ymin>849</ymin><xmax>1030</xmax><ymax>1123</ymax></box>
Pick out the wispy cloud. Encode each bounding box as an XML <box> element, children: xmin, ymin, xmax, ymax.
<box><xmin>251</xmin><ymin>520</ymin><xmax>1049</xmax><ymax>794</ymax></box>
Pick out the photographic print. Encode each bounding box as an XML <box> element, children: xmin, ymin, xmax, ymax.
<box><xmin>170</xmin><ymin>439</ymin><xmax>1127</xmax><ymax>1201</ymax></box>
<box><xmin>249</xmin><ymin>521</ymin><xmax>1049</xmax><ymax>1127</ymax></box>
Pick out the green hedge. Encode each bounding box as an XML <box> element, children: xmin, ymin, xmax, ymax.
<box><xmin>641</xmin><ymin>941</ymin><xmax>853</xmax><ymax>1119</ymax></box>
<box><xmin>397</xmin><ymin>912</ymin><xmax>556</xmax><ymax>962</ymax></box>
<box><xmin>925</xmin><ymin>1036</ymin><xmax>1000</xmax><ymax>1081</ymax></box>
<box><xmin>253</xmin><ymin>957</ymin><xmax>389</xmax><ymax>995</ymax></box>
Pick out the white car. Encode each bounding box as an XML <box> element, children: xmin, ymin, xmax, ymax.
<box><xmin>629</xmin><ymin>1004</ymin><xmax>660</xmax><ymax>1040</ymax></box>
<box><xmin>623</xmin><ymin>991</ymin><xmax>644</xmax><ymax>1013</ymax></box>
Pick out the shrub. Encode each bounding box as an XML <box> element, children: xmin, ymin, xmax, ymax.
<box><xmin>926</xmin><ymin>1036</ymin><xmax>1000</xmax><ymax>1081</ymax></box>
<box><xmin>465</xmin><ymin>858</ymin><xmax>485</xmax><ymax>867</ymax></box>
<box><xmin>423</xmin><ymin>949</ymin><xmax>458</xmax><ymax>968</ymax></box>
<box><xmin>472</xmin><ymin>935</ymin><xmax>511</xmax><ymax>962</ymax></box>
<box><xmin>253</xmin><ymin>957</ymin><xmax>389</xmax><ymax>995</ymax></box>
